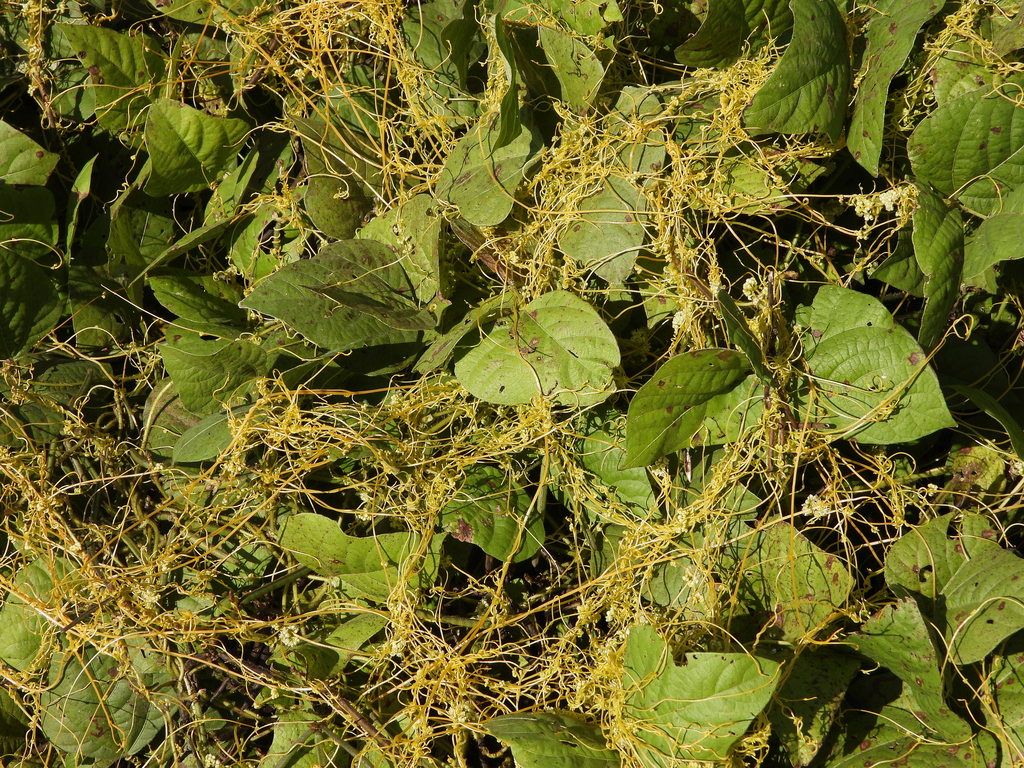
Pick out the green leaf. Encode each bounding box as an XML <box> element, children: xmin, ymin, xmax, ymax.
<box><xmin>0</xmin><ymin>250</ymin><xmax>62</xmax><ymax>359</ymax></box>
<box><xmin>40</xmin><ymin>643</ymin><xmax>168</xmax><ymax>760</ymax></box>
<box><xmin>0</xmin><ymin>184</ymin><xmax>59</xmax><ymax>260</ymax></box>
<box><xmin>494</xmin><ymin>14</ymin><xmax>521</xmax><ymax>151</ymax></box>
<box><xmin>316</xmin><ymin>613</ymin><xmax>388</xmax><ymax>675</ymax></box>
<box><xmin>141</xmin><ymin>378</ymin><xmax>201</xmax><ymax>462</ymax></box>
<box><xmin>172</xmin><ymin>404</ymin><xmax>252</xmax><ymax>464</ymax></box>
<box><xmin>143</xmin><ymin>99</ymin><xmax>249</xmax><ymax>196</ymax></box>
<box><xmin>952</xmin><ymin>384</ymin><xmax>1024</xmax><ymax>460</ymax></box>
<box><xmin>455</xmin><ymin>290</ymin><xmax>619</xmax><ymax>406</ymax></box>
<box><xmin>723</xmin><ymin>521</ymin><xmax>853</xmax><ymax>643</ymax></box>
<box><xmin>436</xmin><ymin>108</ymin><xmax>544</xmax><ymax>226</ymax></box>
<box><xmin>911</xmin><ymin>185</ymin><xmax>963</xmax><ymax>352</ymax></box>
<box><xmin>256</xmin><ymin>707</ymin><xmax>345</xmax><ymax>768</ymax></box>
<box><xmin>847</xmin><ymin>0</ymin><xmax>944</xmax><ymax>175</ymax></box>
<box><xmin>964</xmin><ymin>212</ymin><xmax>1024</xmax><ymax>286</ymax></box>
<box><xmin>0</xmin><ymin>120</ymin><xmax>59</xmax><ymax>185</ymax></box>
<box><xmin>293</xmin><ymin>115</ymin><xmax>380</xmax><ymax>240</ymax></box>
<box><xmin>0</xmin><ymin>689</ymin><xmax>29</xmax><ymax>756</ymax></box>
<box><xmin>159</xmin><ymin>333</ymin><xmax>268</xmax><ymax>415</ymax></box>
<box><xmin>150</xmin><ymin>272</ymin><xmax>249</xmax><ymax>330</ymax></box>
<box><xmin>0</xmin><ymin>557</ymin><xmax>77</xmax><ymax>671</ymax></box>
<box><xmin>884</xmin><ymin>512</ymin><xmax>968</xmax><ymax>605</ymax></box>
<box><xmin>623</xmin><ymin>625</ymin><xmax>780</xmax><ymax>764</ymax></box>
<box><xmin>852</xmin><ymin>598</ymin><xmax>971</xmax><ymax>741</ymax></box>
<box><xmin>943</xmin><ymin>544</ymin><xmax>1024</xmax><ymax>664</ymax></box>
<box><xmin>415</xmin><ymin>293</ymin><xmax>516</xmax><ymax>374</ymax></box>
<box><xmin>558</xmin><ymin>176</ymin><xmax>646</xmax><ymax>285</ymax></box>
<box><xmin>58</xmin><ymin>23</ymin><xmax>162</xmax><ymax>134</ymax></box>
<box><xmin>622</xmin><ymin>349</ymin><xmax>751</xmax><ymax>468</ymax></box>
<box><xmin>538</xmin><ymin>26</ymin><xmax>605</xmax><ymax>112</ymax></box>
<box><xmin>673</xmin><ymin>0</ymin><xmax>792</xmax><ymax>68</ymax></box>
<box><xmin>872</xmin><ymin>227</ymin><xmax>925</xmax><ymax>296</ymax></box>
<box><xmin>743</xmin><ymin>0</ymin><xmax>850</xmax><ymax>142</ymax></box>
<box><xmin>693</xmin><ymin>372</ymin><xmax>764</xmax><ymax>446</ymax></box>
<box><xmin>439</xmin><ymin>465</ymin><xmax>544</xmax><ymax>562</ymax></box>
<box><xmin>909</xmin><ymin>78</ymin><xmax>1024</xmax><ymax>216</ymax></box>
<box><xmin>768</xmin><ymin>649</ymin><xmax>860</xmax><ymax>768</ymax></box>
<box><xmin>580</xmin><ymin>413</ymin><xmax>654</xmax><ymax>513</ymax></box>
<box><xmin>484</xmin><ymin>713</ymin><xmax>620</xmax><ymax>768</ymax></box>
<box><xmin>65</xmin><ymin>154</ymin><xmax>96</xmax><ymax>252</ymax></box>
<box><xmin>803</xmin><ymin>286</ymin><xmax>954</xmax><ymax>444</ymax></box>
<box><xmin>240</xmin><ymin>240</ymin><xmax>422</xmax><ymax>364</ymax></box>
<box><xmin>717</xmin><ymin>290</ymin><xmax>771</xmax><ymax>384</ymax></box>
<box><xmin>280</xmin><ymin>513</ymin><xmax>444</xmax><ymax>600</ymax></box>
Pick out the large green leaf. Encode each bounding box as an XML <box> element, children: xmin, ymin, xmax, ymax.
<box><xmin>673</xmin><ymin>0</ymin><xmax>792</xmax><ymax>68</ymax></box>
<box><xmin>455</xmin><ymin>290</ymin><xmax>619</xmax><ymax>407</ymax></box>
<box><xmin>847</xmin><ymin>0</ymin><xmax>944</xmax><ymax>175</ymax></box>
<box><xmin>723</xmin><ymin>521</ymin><xmax>853</xmax><ymax>643</ymax></box>
<box><xmin>0</xmin><ymin>121</ymin><xmax>59</xmax><ymax>185</ymax></box>
<box><xmin>158</xmin><ymin>332</ymin><xmax>268</xmax><ymax>415</ymax></box>
<box><xmin>884</xmin><ymin>512</ymin><xmax>968</xmax><ymax>605</ymax></box>
<box><xmin>912</xmin><ymin>185</ymin><xmax>963</xmax><ymax>352</ymax></box>
<box><xmin>436</xmin><ymin>108</ymin><xmax>544</xmax><ymax>226</ymax></box>
<box><xmin>239</xmin><ymin>240</ymin><xmax>423</xmax><ymax>365</ymax></box>
<box><xmin>744</xmin><ymin>0</ymin><xmax>850</xmax><ymax>142</ymax></box>
<box><xmin>851</xmin><ymin>598</ymin><xmax>971</xmax><ymax>741</ymax></box>
<box><xmin>144</xmin><ymin>99</ymin><xmax>249</xmax><ymax>196</ymax></box>
<box><xmin>717</xmin><ymin>289</ymin><xmax>771</xmax><ymax>384</ymax></box>
<box><xmin>623</xmin><ymin>625</ymin><xmax>780</xmax><ymax>764</ymax></box>
<box><xmin>964</xmin><ymin>212</ymin><xmax>1024</xmax><ymax>286</ymax></box>
<box><xmin>39</xmin><ymin>643</ymin><xmax>169</xmax><ymax>760</ymax></box>
<box><xmin>439</xmin><ymin>465</ymin><xmax>544</xmax><ymax>562</ymax></box>
<box><xmin>256</xmin><ymin>707</ymin><xmax>346</xmax><ymax>768</ymax></box>
<box><xmin>622</xmin><ymin>349</ymin><xmax>751</xmax><ymax>468</ymax></box>
<box><xmin>909</xmin><ymin>79</ymin><xmax>1024</xmax><ymax>216</ymax></box>
<box><xmin>558</xmin><ymin>176</ymin><xmax>646</xmax><ymax>285</ymax></box>
<box><xmin>802</xmin><ymin>286</ymin><xmax>954</xmax><ymax>444</ymax></box>
<box><xmin>0</xmin><ymin>184</ymin><xmax>59</xmax><ymax>260</ymax></box>
<box><xmin>580</xmin><ymin>411</ymin><xmax>654</xmax><ymax>514</ymax></box>
<box><xmin>538</xmin><ymin>26</ymin><xmax>605</xmax><ymax>112</ymax></box>
<box><xmin>942</xmin><ymin>544</ymin><xmax>1024</xmax><ymax>664</ymax></box>
<box><xmin>58</xmin><ymin>24</ymin><xmax>162</xmax><ymax>134</ymax></box>
<box><xmin>0</xmin><ymin>557</ymin><xmax>77</xmax><ymax>672</ymax></box>
<box><xmin>484</xmin><ymin>713</ymin><xmax>620</xmax><ymax>768</ymax></box>
<box><xmin>279</xmin><ymin>513</ymin><xmax>443</xmax><ymax>601</ymax></box>
<box><xmin>768</xmin><ymin>649</ymin><xmax>860</xmax><ymax>768</ymax></box>
<box><xmin>0</xmin><ymin>250</ymin><xmax>62</xmax><ymax>359</ymax></box>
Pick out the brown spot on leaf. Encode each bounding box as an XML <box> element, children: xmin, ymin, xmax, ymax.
<box><xmin>453</xmin><ymin>519</ymin><xmax>473</xmax><ymax>542</ymax></box>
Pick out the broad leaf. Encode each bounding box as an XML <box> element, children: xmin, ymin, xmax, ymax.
<box><xmin>909</xmin><ymin>78</ymin><xmax>1024</xmax><ymax>216</ymax></box>
<box><xmin>159</xmin><ymin>332</ymin><xmax>268</xmax><ymax>415</ymax></box>
<box><xmin>0</xmin><ymin>121</ymin><xmax>58</xmax><ymax>185</ymax></box>
<box><xmin>852</xmin><ymin>598</ymin><xmax>971</xmax><ymax>741</ymax></box>
<box><xmin>768</xmin><ymin>649</ymin><xmax>860</xmax><ymax>768</ymax></box>
<box><xmin>240</xmin><ymin>240</ymin><xmax>422</xmax><ymax>365</ymax></box>
<box><xmin>455</xmin><ymin>290</ymin><xmax>619</xmax><ymax>407</ymax></box>
<box><xmin>952</xmin><ymin>384</ymin><xmax>1024</xmax><ymax>459</ymax></box>
<box><xmin>848</xmin><ymin>0</ymin><xmax>944</xmax><ymax>175</ymax></box>
<box><xmin>484</xmin><ymin>713</ymin><xmax>620</xmax><ymax>768</ymax></box>
<box><xmin>144</xmin><ymin>99</ymin><xmax>249</xmax><ymax>196</ymax></box>
<box><xmin>723</xmin><ymin>521</ymin><xmax>853</xmax><ymax>643</ymax></box>
<box><xmin>912</xmin><ymin>185</ymin><xmax>963</xmax><ymax>352</ymax></box>
<box><xmin>744</xmin><ymin>0</ymin><xmax>850</xmax><ymax>142</ymax></box>
<box><xmin>803</xmin><ymin>286</ymin><xmax>954</xmax><ymax>444</ymax></box>
<box><xmin>0</xmin><ymin>557</ymin><xmax>77</xmax><ymax>671</ymax></box>
<box><xmin>558</xmin><ymin>176</ymin><xmax>646</xmax><ymax>285</ymax></box>
<box><xmin>622</xmin><ymin>349</ymin><xmax>750</xmax><ymax>468</ymax></box>
<box><xmin>717</xmin><ymin>290</ymin><xmax>771</xmax><ymax>384</ymax></box>
<box><xmin>538</xmin><ymin>26</ymin><xmax>605</xmax><ymax>112</ymax></box>
<box><xmin>279</xmin><ymin>513</ymin><xmax>443</xmax><ymax>601</ymax></box>
<box><xmin>439</xmin><ymin>465</ymin><xmax>544</xmax><ymax>562</ymax></box>
<box><xmin>58</xmin><ymin>24</ymin><xmax>162</xmax><ymax>134</ymax></box>
<box><xmin>172</xmin><ymin>404</ymin><xmax>253</xmax><ymax>464</ymax></box>
<box><xmin>0</xmin><ymin>250</ymin><xmax>62</xmax><ymax>359</ymax></box>
<box><xmin>674</xmin><ymin>0</ymin><xmax>792</xmax><ymax>68</ymax></box>
<box><xmin>436</xmin><ymin>108</ymin><xmax>544</xmax><ymax>226</ymax></box>
<box><xmin>623</xmin><ymin>625</ymin><xmax>780</xmax><ymax>764</ymax></box>
<box><xmin>0</xmin><ymin>184</ymin><xmax>59</xmax><ymax>260</ymax></box>
<box><xmin>964</xmin><ymin>212</ymin><xmax>1024</xmax><ymax>285</ymax></box>
<box><xmin>884</xmin><ymin>512</ymin><xmax>968</xmax><ymax>605</ymax></box>
<box><xmin>40</xmin><ymin>644</ymin><xmax>170</xmax><ymax>760</ymax></box>
<box><xmin>943</xmin><ymin>544</ymin><xmax>1024</xmax><ymax>664</ymax></box>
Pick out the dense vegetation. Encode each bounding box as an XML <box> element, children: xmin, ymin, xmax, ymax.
<box><xmin>4</xmin><ymin>0</ymin><xmax>1024</xmax><ymax>765</ymax></box>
